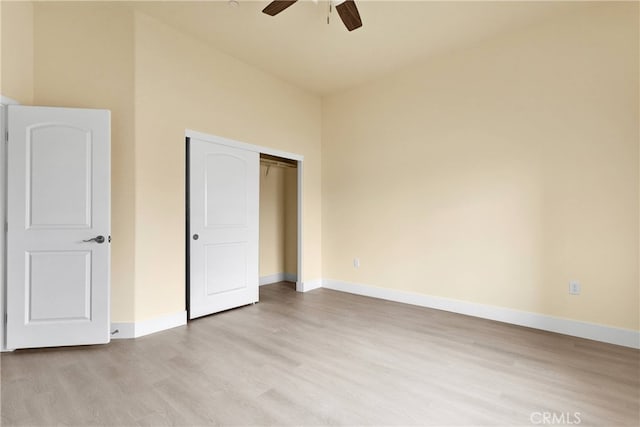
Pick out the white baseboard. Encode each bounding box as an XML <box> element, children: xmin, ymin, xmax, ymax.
<box><xmin>110</xmin><ymin>321</ymin><xmax>135</xmax><ymax>339</ymax></box>
<box><xmin>3</xmin><ymin>310</ymin><xmax>187</xmax><ymax>349</ymax></box>
<box><xmin>297</xmin><ymin>278</ymin><xmax>322</xmax><ymax>293</ymax></box>
<box><xmin>260</xmin><ymin>272</ymin><xmax>297</xmax><ymax>286</ymax></box>
<box><xmin>111</xmin><ymin>310</ymin><xmax>187</xmax><ymax>339</ymax></box>
<box><xmin>322</xmin><ymin>279</ymin><xmax>640</xmax><ymax>349</ymax></box>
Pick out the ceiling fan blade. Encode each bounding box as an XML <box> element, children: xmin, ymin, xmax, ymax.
<box><xmin>262</xmin><ymin>0</ymin><xmax>298</xmax><ymax>16</ymax></box>
<box><xmin>335</xmin><ymin>0</ymin><xmax>362</xmax><ymax>31</ymax></box>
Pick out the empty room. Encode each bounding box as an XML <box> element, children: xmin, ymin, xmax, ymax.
<box><xmin>0</xmin><ymin>1</ymin><xmax>638</xmax><ymax>426</ymax></box>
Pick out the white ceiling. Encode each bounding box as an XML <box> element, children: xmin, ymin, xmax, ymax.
<box><xmin>135</xmin><ymin>1</ymin><xmax>591</xmax><ymax>95</ymax></box>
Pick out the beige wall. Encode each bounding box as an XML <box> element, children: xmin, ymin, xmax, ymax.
<box><xmin>29</xmin><ymin>2</ymin><xmax>137</xmax><ymax>323</ymax></box>
<box><xmin>322</xmin><ymin>3</ymin><xmax>639</xmax><ymax>330</ymax></box>
<box><xmin>134</xmin><ymin>12</ymin><xmax>320</xmax><ymax>320</ymax></box>
<box><xmin>1</xmin><ymin>0</ymin><xmax>34</xmax><ymax>104</ymax></box>
<box><xmin>284</xmin><ymin>167</ymin><xmax>298</xmax><ymax>275</ymax></box>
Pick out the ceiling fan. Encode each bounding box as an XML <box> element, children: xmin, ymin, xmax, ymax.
<box><xmin>262</xmin><ymin>0</ymin><xmax>363</xmax><ymax>31</ymax></box>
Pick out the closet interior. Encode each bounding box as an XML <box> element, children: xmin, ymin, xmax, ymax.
<box><xmin>259</xmin><ymin>153</ymin><xmax>298</xmax><ymax>286</ymax></box>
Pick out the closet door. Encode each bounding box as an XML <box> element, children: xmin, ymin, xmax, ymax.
<box><xmin>189</xmin><ymin>138</ymin><xmax>259</xmax><ymax>319</ymax></box>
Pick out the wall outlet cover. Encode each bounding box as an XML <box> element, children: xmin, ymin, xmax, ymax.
<box><xmin>569</xmin><ymin>281</ymin><xmax>581</xmax><ymax>295</ymax></box>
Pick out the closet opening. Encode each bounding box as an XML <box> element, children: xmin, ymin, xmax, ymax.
<box><xmin>259</xmin><ymin>153</ymin><xmax>298</xmax><ymax>289</ymax></box>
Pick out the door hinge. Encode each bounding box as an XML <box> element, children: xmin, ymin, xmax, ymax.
<box><xmin>4</xmin><ymin>313</ymin><xmax>7</xmax><ymax>325</ymax></box>
<box><xmin>5</xmin><ymin>131</ymin><xmax>8</xmax><ymax>143</ymax></box>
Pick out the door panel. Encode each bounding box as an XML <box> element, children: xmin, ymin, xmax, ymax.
<box><xmin>28</xmin><ymin>126</ymin><xmax>92</xmax><ymax>228</ymax></box>
<box><xmin>189</xmin><ymin>138</ymin><xmax>259</xmax><ymax>319</ymax></box>
<box><xmin>7</xmin><ymin>105</ymin><xmax>110</xmax><ymax>349</ymax></box>
<box><xmin>205</xmin><ymin>154</ymin><xmax>247</xmax><ymax>227</ymax></box>
<box><xmin>205</xmin><ymin>242</ymin><xmax>247</xmax><ymax>295</ymax></box>
<box><xmin>28</xmin><ymin>251</ymin><xmax>91</xmax><ymax>322</ymax></box>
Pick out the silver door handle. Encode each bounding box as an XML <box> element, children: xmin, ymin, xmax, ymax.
<box><xmin>83</xmin><ymin>235</ymin><xmax>105</xmax><ymax>244</ymax></box>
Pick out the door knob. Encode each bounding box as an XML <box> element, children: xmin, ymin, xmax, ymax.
<box><xmin>83</xmin><ymin>235</ymin><xmax>105</xmax><ymax>244</ymax></box>
<box><xmin>193</xmin><ymin>234</ymin><xmax>199</xmax><ymax>240</ymax></box>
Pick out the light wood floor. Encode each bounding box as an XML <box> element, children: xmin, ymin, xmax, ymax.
<box><xmin>2</xmin><ymin>282</ymin><xmax>639</xmax><ymax>426</ymax></box>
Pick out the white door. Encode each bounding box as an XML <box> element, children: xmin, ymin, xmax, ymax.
<box><xmin>7</xmin><ymin>106</ymin><xmax>110</xmax><ymax>349</ymax></box>
<box><xmin>189</xmin><ymin>137</ymin><xmax>259</xmax><ymax>319</ymax></box>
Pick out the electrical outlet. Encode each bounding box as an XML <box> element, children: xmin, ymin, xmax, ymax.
<box><xmin>569</xmin><ymin>281</ymin><xmax>581</xmax><ymax>295</ymax></box>
<box><xmin>353</xmin><ymin>258</ymin><xmax>360</xmax><ymax>268</ymax></box>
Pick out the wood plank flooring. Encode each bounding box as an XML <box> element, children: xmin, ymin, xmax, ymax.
<box><xmin>2</xmin><ymin>282</ymin><xmax>639</xmax><ymax>426</ymax></box>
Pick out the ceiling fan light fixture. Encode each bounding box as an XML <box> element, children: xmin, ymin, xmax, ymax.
<box><xmin>261</xmin><ymin>0</ymin><xmax>362</xmax><ymax>31</ymax></box>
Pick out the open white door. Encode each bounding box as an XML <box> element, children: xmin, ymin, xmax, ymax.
<box><xmin>189</xmin><ymin>137</ymin><xmax>259</xmax><ymax>319</ymax></box>
<box><xmin>6</xmin><ymin>106</ymin><xmax>110</xmax><ymax>349</ymax></box>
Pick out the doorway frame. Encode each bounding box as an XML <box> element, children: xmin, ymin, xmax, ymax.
<box><xmin>184</xmin><ymin>129</ymin><xmax>304</xmax><ymax>317</ymax></box>
<box><xmin>1</xmin><ymin>96</ymin><xmax>20</xmax><ymax>352</ymax></box>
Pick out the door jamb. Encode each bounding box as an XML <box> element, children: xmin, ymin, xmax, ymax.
<box><xmin>185</xmin><ymin>137</ymin><xmax>191</xmax><ymax>319</ymax></box>
<box><xmin>184</xmin><ymin>129</ymin><xmax>305</xmax><ymax>315</ymax></box>
<box><xmin>0</xmin><ymin>96</ymin><xmax>20</xmax><ymax>352</ymax></box>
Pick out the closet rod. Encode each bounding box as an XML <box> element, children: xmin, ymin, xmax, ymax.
<box><xmin>260</xmin><ymin>159</ymin><xmax>297</xmax><ymax>169</ymax></box>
